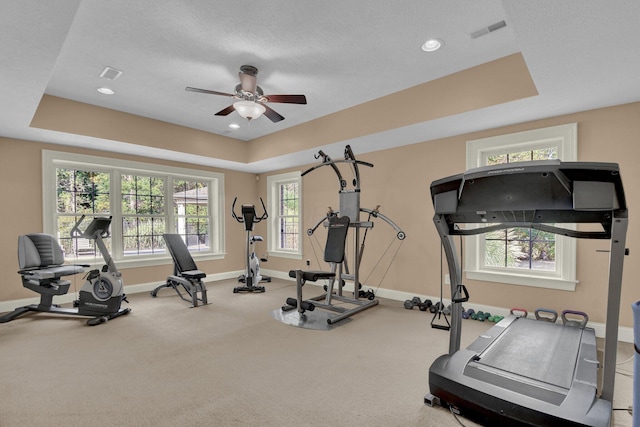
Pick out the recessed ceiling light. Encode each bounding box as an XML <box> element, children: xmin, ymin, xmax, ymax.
<box><xmin>97</xmin><ymin>87</ymin><xmax>115</xmax><ymax>95</ymax></box>
<box><xmin>421</xmin><ymin>38</ymin><xmax>443</xmax><ymax>52</ymax></box>
<box><xmin>228</xmin><ymin>123</ymin><xmax>240</xmax><ymax>130</ymax></box>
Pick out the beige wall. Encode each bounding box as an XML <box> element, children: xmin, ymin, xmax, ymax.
<box><xmin>2</xmin><ymin>101</ymin><xmax>639</xmax><ymax>329</ymax></box>
<box><xmin>260</xmin><ymin>102</ymin><xmax>640</xmax><ymax>327</ymax></box>
<box><xmin>0</xmin><ymin>138</ymin><xmax>256</xmax><ymax>301</ymax></box>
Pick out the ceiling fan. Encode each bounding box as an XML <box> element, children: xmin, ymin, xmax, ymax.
<box><xmin>185</xmin><ymin>65</ymin><xmax>307</xmax><ymax>123</ymax></box>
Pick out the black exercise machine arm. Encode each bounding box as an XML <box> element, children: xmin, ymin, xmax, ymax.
<box><xmin>301</xmin><ymin>145</ymin><xmax>373</xmax><ymax>189</ymax></box>
<box><xmin>231</xmin><ymin>197</ymin><xmax>268</xmax><ymax>224</ymax></box>
<box><xmin>307</xmin><ymin>207</ymin><xmax>407</xmax><ymax>240</ymax></box>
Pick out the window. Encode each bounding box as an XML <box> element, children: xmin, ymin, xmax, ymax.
<box><xmin>43</xmin><ymin>151</ymin><xmax>224</xmax><ymax>268</ymax></box>
<box><xmin>121</xmin><ymin>174</ymin><xmax>166</xmax><ymax>256</ymax></box>
<box><xmin>267</xmin><ymin>171</ymin><xmax>302</xmax><ymax>259</ymax></box>
<box><xmin>465</xmin><ymin>123</ymin><xmax>577</xmax><ymax>290</ymax></box>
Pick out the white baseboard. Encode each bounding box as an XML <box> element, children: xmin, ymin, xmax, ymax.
<box><xmin>2</xmin><ymin>268</ymin><xmax>633</xmax><ymax>343</ymax></box>
<box><xmin>261</xmin><ymin>269</ymin><xmax>634</xmax><ymax>343</ymax></box>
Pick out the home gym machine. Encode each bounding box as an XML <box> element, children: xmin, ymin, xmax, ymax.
<box><xmin>424</xmin><ymin>161</ymin><xmax>628</xmax><ymax>426</ymax></box>
<box><xmin>231</xmin><ymin>197</ymin><xmax>271</xmax><ymax>293</ymax></box>
<box><xmin>0</xmin><ymin>215</ymin><xmax>130</xmax><ymax>326</ymax></box>
<box><xmin>273</xmin><ymin>145</ymin><xmax>405</xmax><ymax>330</ymax></box>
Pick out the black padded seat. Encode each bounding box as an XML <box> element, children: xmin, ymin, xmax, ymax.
<box><xmin>288</xmin><ymin>270</ymin><xmax>336</xmax><ymax>282</ymax></box>
<box><xmin>181</xmin><ymin>270</ymin><xmax>206</xmax><ymax>280</ymax></box>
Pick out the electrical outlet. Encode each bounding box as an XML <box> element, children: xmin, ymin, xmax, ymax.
<box><xmin>445</xmin><ymin>274</ymin><xmax>450</xmax><ymax>285</ymax></box>
<box><xmin>306</xmin><ymin>259</ymin><xmax>311</xmax><ymax>266</ymax></box>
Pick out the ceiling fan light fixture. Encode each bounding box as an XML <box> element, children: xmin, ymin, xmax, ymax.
<box><xmin>233</xmin><ymin>100</ymin><xmax>265</xmax><ymax>121</ymax></box>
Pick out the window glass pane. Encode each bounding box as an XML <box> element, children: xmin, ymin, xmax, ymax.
<box><xmin>486</xmin><ymin>153</ymin><xmax>507</xmax><ymax>165</ymax></box>
<box><xmin>122</xmin><ymin>174</ymin><xmax>165</xmax><ymax>215</ymax></box>
<box><xmin>172</xmin><ymin>179</ymin><xmax>209</xmax><ymax>251</ymax></box>
<box><xmin>279</xmin><ymin>183</ymin><xmax>298</xmax><ymax>216</ymax></box>
<box><xmin>56</xmin><ymin>168</ymin><xmax>110</xmax><ymax>258</ymax></box>
<box><xmin>57</xmin><ymin>168</ymin><xmax>110</xmax><ymax>214</ymax></box>
<box><xmin>507</xmin><ymin>150</ymin><xmax>533</xmax><ymax>163</ymax></box>
<box><xmin>276</xmin><ymin>181</ymin><xmax>299</xmax><ymax>251</ymax></box>
<box><xmin>122</xmin><ymin>216</ymin><xmax>166</xmax><ymax>256</ymax></box>
<box><xmin>533</xmin><ymin>147</ymin><xmax>558</xmax><ymax>160</ymax></box>
<box><xmin>484</xmin><ymin>240</ymin><xmax>506</xmax><ymax>267</ymax></box>
<box><xmin>279</xmin><ymin>217</ymin><xmax>299</xmax><ymax>250</ymax></box>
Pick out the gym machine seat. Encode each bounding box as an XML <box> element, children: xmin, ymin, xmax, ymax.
<box><xmin>151</xmin><ymin>234</ymin><xmax>208</xmax><ymax>307</ymax></box>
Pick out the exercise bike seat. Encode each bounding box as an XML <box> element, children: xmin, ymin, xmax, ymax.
<box><xmin>17</xmin><ymin>234</ymin><xmax>85</xmax><ymax>290</ymax></box>
<box><xmin>288</xmin><ymin>270</ymin><xmax>336</xmax><ymax>282</ymax></box>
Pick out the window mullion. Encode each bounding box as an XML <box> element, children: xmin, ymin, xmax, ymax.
<box><xmin>112</xmin><ymin>170</ymin><xmax>123</xmax><ymax>260</ymax></box>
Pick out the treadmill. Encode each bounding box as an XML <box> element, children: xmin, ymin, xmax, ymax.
<box><xmin>425</xmin><ymin>161</ymin><xmax>628</xmax><ymax>426</ymax></box>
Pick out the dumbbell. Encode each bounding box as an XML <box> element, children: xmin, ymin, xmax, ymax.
<box><xmin>462</xmin><ymin>308</ymin><xmax>475</xmax><ymax>319</ymax></box>
<box><xmin>442</xmin><ymin>304</ymin><xmax>453</xmax><ymax>316</ymax></box>
<box><xmin>404</xmin><ymin>297</ymin><xmax>422</xmax><ymax>310</ymax></box>
<box><xmin>404</xmin><ymin>297</ymin><xmax>432</xmax><ymax>311</ymax></box>
<box><xmin>359</xmin><ymin>289</ymin><xmax>376</xmax><ymax>301</ymax></box>
<box><xmin>475</xmin><ymin>311</ymin><xmax>491</xmax><ymax>322</ymax></box>
<box><xmin>430</xmin><ymin>301</ymin><xmax>444</xmax><ymax>313</ymax></box>
<box><xmin>471</xmin><ymin>310</ymin><xmax>484</xmax><ymax>320</ymax></box>
<box><xmin>488</xmin><ymin>315</ymin><xmax>504</xmax><ymax>322</ymax></box>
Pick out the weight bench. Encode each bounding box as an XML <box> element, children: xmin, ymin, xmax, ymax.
<box><xmin>151</xmin><ymin>234</ymin><xmax>208</xmax><ymax>307</ymax></box>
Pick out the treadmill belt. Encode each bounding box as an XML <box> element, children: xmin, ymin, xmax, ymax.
<box><xmin>477</xmin><ymin>318</ymin><xmax>582</xmax><ymax>390</ymax></box>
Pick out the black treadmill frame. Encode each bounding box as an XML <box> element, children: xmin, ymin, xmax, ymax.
<box><xmin>427</xmin><ymin>160</ymin><xmax>628</xmax><ymax>425</ymax></box>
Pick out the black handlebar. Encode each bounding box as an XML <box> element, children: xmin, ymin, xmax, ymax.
<box><xmin>231</xmin><ymin>197</ymin><xmax>268</xmax><ymax>223</ymax></box>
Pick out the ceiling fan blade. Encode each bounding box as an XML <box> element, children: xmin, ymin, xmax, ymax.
<box><xmin>215</xmin><ymin>105</ymin><xmax>236</xmax><ymax>116</ymax></box>
<box><xmin>186</xmin><ymin>87</ymin><xmax>235</xmax><ymax>97</ymax></box>
<box><xmin>239</xmin><ymin>72</ymin><xmax>257</xmax><ymax>93</ymax></box>
<box><xmin>264</xmin><ymin>94</ymin><xmax>307</xmax><ymax>104</ymax></box>
<box><xmin>262</xmin><ymin>104</ymin><xmax>285</xmax><ymax>123</ymax></box>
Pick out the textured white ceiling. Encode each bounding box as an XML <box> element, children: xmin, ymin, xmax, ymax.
<box><xmin>1</xmin><ymin>1</ymin><xmax>640</xmax><ymax>172</ymax></box>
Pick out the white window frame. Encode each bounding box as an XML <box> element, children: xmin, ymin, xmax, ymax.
<box><xmin>465</xmin><ymin>123</ymin><xmax>578</xmax><ymax>291</ymax></box>
<box><xmin>267</xmin><ymin>171</ymin><xmax>302</xmax><ymax>259</ymax></box>
<box><xmin>42</xmin><ymin>150</ymin><xmax>225</xmax><ymax>269</ymax></box>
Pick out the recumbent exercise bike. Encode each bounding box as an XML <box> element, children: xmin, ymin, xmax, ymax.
<box><xmin>0</xmin><ymin>215</ymin><xmax>130</xmax><ymax>326</ymax></box>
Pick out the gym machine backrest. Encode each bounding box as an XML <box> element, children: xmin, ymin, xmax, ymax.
<box><xmin>430</xmin><ymin>160</ymin><xmax>627</xmax><ymax>405</ymax></box>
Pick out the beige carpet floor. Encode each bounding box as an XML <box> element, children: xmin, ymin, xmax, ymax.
<box><xmin>0</xmin><ymin>279</ymin><xmax>634</xmax><ymax>426</ymax></box>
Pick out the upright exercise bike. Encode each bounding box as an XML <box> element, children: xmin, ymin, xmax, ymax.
<box><xmin>70</xmin><ymin>215</ymin><xmax>130</xmax><ymax>323</ymax></box>
<box><xmin>231</xmin><ymin>197</ymin><xmax>271</xmax><ymax>293</ymax></box>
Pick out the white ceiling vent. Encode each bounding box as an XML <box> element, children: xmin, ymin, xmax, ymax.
<box><xmin>99</xmin><ymin>66</ymin><xmax>123</xmax><ymax>80</ymax></box>
<box><xmin>471</xmin><ymin>20</ymin><xmax>507</xmax><ymax>39</ymax></box>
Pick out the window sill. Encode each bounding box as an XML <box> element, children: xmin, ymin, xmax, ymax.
<box><xmin>466</xmin><ymin>270</ymin><xmax>577</xmax><ymax>291</ymax></box>
<box><xmin>69</xmin><ymin>253</ymin><xmax>225</xmax><ymax>270</ymax></box>
<box><xmin>268</xmin><ymin>251</ymin><xmax>302</xmax><ymax>260</ymax></box>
